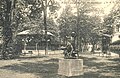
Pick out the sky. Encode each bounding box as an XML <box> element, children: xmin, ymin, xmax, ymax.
<box><xmin>94</xmin><ymin>0</ymin><xmax>117</xmax><ymax>16</ymax></box>
<box><xmin>55</xmin><ymin>0</ymin><xmax>117</xmax><ymax>21</ymax></box>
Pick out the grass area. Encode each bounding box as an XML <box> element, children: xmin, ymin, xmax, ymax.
<box><xmin>0</xmin><ymin>51</ymin><xmax>119</xmax><ymax>78</ymax></box>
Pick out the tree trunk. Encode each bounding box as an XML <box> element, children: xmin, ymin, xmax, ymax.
<box><xmin>1</xmin><ymin>0</ymin><xmax>13</xmax><ymax>59</ymax></box>
<box><xmin>91</xmin><ymin>43</ymin><xmax>95</xmax><ymax>53</ymax></box>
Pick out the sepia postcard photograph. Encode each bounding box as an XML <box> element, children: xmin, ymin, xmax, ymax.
<box><xmin>0</xmin><ymin>0</ymin><xmax>120</xmax><ymax>78</ymax></box>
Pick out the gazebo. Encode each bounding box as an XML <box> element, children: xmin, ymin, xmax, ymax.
<box><xmin>17</xmin><ymin>30</ymin><xmax>54</xmax><ymax>36</ymax></box>
<box><xmin>17</xmin><ymin>29</ymin><xmax>54</xmax><ymax>55</ymax></box>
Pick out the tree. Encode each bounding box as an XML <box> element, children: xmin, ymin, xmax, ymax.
<box><xmin>103</xmin><ymin>0</ymin><xmax>120</xmax><ymax>34</ymax></box>
<box><xmin>0</xmin><ymin>0</ymin><xmax>60</xmax><ymax>59</ymax></box>
<box><xmin>0</xmin><ymin>0</ymin><xmax>14</xmax><ymax>59</ymax></box>
<box><xmin>57</xmin><ymin>4</ymin><xmax>77</xmax><ymax>45</ymax></box>
<box><xmin>57</xmin><ymin>0</ymin><xmax>103</xmax><ymax>52</ymax></box>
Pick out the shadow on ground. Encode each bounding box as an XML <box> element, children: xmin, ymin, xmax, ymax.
<box><xmin>83</xmin><ymin>56</ymin><xmax>120</xmax><ymax>78</ymax></box>
<box><xmin>0</xmin><ymin>55</ymin><xmax>120</xmax><ymax>78</ymax></box>
<box><xmin>44</xmin><ymin>58</ymin><xmax>59</xmax><ymax>62</ymax></box>
<box><xmin>0</xmin><ymin>58</ymin><xmax>59</xmax><ymax>78</ymax></box>
<box><xmin>0</xmin><ymin>57</ymin><xmax>83</xmax><ymax>78</ymax></box>
<box><xmin>108</xmin><ymin>58</ymin><xmax>120</xmax><ymax>62</ymax></box>
<box><xmin>18</xmin><ymin>56</ymin><xmax>48</xmax><ymax>60</ymax></box>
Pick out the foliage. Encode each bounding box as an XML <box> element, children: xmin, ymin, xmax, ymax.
<box><xmin>0</xmin><ymin>0</ymin><xmax>60</xmax><ymax>59</ymax></box>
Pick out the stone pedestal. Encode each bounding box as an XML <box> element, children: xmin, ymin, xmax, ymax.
<box><xmin>58</xmin><ymin>59</ymin><xmax>83</xmax><ymax>77</ymax></box>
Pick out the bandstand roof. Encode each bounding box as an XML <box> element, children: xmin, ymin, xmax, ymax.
<box><xmin>17</xmin><ymin>30</ymin><xmax>54</xmax><ymax>36</ymax></box>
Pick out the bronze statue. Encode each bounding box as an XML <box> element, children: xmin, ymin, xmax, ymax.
<box><xmin>64</xmin><ymin>42</ymin><xmax>79</xmax><ymax>59</ymax></box>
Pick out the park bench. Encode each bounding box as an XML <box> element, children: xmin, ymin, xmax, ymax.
<box><xmin>22</xmin><ymin>51</ymin><xmax>33</xmax><ymax>56</ymax></box>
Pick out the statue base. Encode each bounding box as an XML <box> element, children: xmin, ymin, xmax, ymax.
<box><xmin>58</xmin><ymin>59</ymin><xmax>83</xmax><ymax>77</ymax></box>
